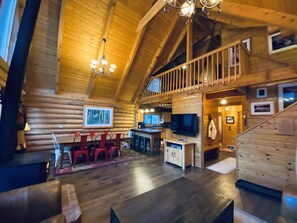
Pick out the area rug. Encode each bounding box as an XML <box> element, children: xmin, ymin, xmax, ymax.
<box><xmin>206</xmin><ymin>157</ymin><xmax>236</xmax><ymax>174</ymax></box>
<box><xmin>234</xmin><ymin>208</ymin><xmax>267</xmax><ymax>223</ymax></box>
<box><xmin>56</xmin><ymin>156</ymin><xmax>135</xmax><ymax>176</ymax></box>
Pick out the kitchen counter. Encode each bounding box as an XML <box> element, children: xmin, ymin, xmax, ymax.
<box><xmin>131</xmin><ymin>128</ymin><xmax>163</xmax><ymax>151</ymax></box>
<box><xmin>131</xmin><ymin>128</ymin><xmax>163</xmax><ymax>134</ymax></box>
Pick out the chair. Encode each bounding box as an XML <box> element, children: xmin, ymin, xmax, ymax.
<box><xmin>93</xmin><ymin>134</ymin><xmax>109</xmax><ymax>162</ymax></box>
<box><xmin>73</xmin><ymin>134</ymin><xmax>90</xmax><ymax>167</ymax></box>
<box><xmin>109</xmin><ymin>133</ymin><xmax>122</xmax><ymax>160</ymax></box>
<box><xmin>52</xmin><ymin>133</ymin><xmax>72</xmax><ymax>167</ymax></box>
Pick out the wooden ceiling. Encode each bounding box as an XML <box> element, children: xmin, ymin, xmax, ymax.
<box><xmin>26</xmin><ymin>0</ymin><xmax>297</xmax><ymax>102</ymax></box>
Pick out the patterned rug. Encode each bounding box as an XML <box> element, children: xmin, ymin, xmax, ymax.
<box><xmin>56</xmin><ymin>156</ymin><xmax>135</xmax><ymax>176</ymax></box>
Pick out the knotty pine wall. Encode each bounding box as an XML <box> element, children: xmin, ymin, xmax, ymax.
<box><xmin>237</xmin><ymin>102</ymin><xmax>297</xmax><ymax>192</ymax></box>
<box><xmin>24</xmin><ymin>91</ymin><xmax>135</xmax><ymax>152</ymax></box>
<box><xmin>172</xmin><ymin>93</ymin><xmax>203</xmax><ymax>168</ymax></box>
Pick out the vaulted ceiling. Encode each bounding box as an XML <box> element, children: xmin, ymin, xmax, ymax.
<box><xmin>26</xmin><ymin>0</ymin><xmax>297</xmax><ymax>102</ymax></box>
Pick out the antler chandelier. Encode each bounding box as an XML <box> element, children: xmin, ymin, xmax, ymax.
<box><xmin>90</xmin><ymin>38</ymin><xmax>116</xmax><ymax>78</ymax></box>
<box><xmin>164</xmin><ymin>0</ymin><xmax>221</xmax><ymax>18</ymax></box>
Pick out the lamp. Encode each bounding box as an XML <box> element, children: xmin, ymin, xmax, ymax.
<box><xmin>90</xmin><ymin>38</ymin><xmax>116</xmax><ymax>78</ymax></box>
<box><xmin>163</xmin><ymin>0</ymin><xmax>221</xmax><ymax>18</ymax></box>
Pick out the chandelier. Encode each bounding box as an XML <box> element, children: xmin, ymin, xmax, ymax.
<box><xmin>163</xmin><ymin>0</ymin><xmax>221</xmax><ymax>18</ymax></box>
<box><xmin>90</xmin><ymin>38</ymin><xmax>116</xmax><ymax>78</ymax></box>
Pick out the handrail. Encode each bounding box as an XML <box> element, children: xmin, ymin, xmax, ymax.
<box><xmin>139</xmin><ymin>39</ymin><xmax>250</xmax><ymax>102</ymax></box>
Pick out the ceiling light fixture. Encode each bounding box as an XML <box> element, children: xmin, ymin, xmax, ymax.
<box><xmin>163</xmin><ymin>0</ymin><xmax>221</xmax><ymax>19</ymax></box>
<box><xmin>90</xmin><ymin>38</ymin><xmax>116</xmax><ymax>78</ymax></box>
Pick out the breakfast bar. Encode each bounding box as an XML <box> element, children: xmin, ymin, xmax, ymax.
<box><xmin>130</xmin><ymin>128</ymin><xmax>163</xmax><ymax>151</ymax></box>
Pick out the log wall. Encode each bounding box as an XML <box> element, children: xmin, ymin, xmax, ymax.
<box><xmin>24</xmin><ymin>91</ymin><xmax>135</xmax><ymax>152</ymax></box>
<box><xmin>237</xmin><ymin>102</ymin><xmax>297</xmax><ymax>192</ymax></box>
<box><xmin>172</xmin><ymin>93</ymin><xmax>203</xmax><ymax>168</ymax></box>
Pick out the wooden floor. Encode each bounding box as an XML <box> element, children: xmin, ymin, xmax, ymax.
<box><xmin>58</xmin><ymin>149</ymin><xmax>281</xmax><ymax>223</ymax></box>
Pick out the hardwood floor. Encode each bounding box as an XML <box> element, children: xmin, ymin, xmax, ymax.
<box><xmin>58</xmin><ymin>150</ymin><xmax>281</xmax><ymax>223</ymax></box>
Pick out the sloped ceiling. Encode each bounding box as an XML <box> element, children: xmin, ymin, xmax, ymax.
<box><xmin>27</xmin><ymin>0</ymin><xmax>297</xmax><ymax>102</ymax></box>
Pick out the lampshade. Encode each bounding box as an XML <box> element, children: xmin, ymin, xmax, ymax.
<box><xmin>24</xmin><ymin>122</ymin><xmax>30</xmax><ymax>131</ymax></box>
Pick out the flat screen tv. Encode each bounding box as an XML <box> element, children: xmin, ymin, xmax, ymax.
<box><xmin>170</xmin><ymin>114</ymin><xmax>198</xmax><ymax>136</ymax></box>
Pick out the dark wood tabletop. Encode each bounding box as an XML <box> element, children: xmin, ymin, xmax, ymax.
<box><xmin>110</xmin><ymin>177</ymin><xmax>234</xmax><ymax>223</ymax></box>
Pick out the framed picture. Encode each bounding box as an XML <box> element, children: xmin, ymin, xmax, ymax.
<box><xmin>278</xmin><ymin>82</ymin><xmax>297</xmax><ymax>111</ymax></box>
<box><xmin>230</xmin><ymin>38</ymin><xmax>251</xmax><ymax>67</ymax></box>
<box><xmin>257</xmin><ymin>88</ymin><xmax>267</xmax><ymax>98</ymax></box>
<box><xmin>83</xmin><ymin>106</ymin><xmax>113</xmax><ymax>128</ymax></box>
<box><xmin>226</xmin><ymin>116</ymin><xmax>234</xmax><ymax>124</ymax></box>
<box><xmin>251</xmin><ymin>101</ymin><xmax>274</xmax><ymax>115</ymax></box>
<box><xmin>268</xmin><ymin>31</ymin><xmax>297</xmax><ymax>54</ymax></box>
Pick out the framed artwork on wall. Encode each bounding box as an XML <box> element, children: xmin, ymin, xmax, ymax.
<box><xmin>278</xmin><ymin>82</ymin><xmax>297</xmax><ymax>111</ymax></box>
<box><xmin>83</xmin><ymin>106</ymin><xmax>113</xmax><ymax>128</ymax></box>
<box><xmin>257</xmin><ymin>88</ymin><xmax>267</xmax><ymax>98</ymax></box>
<box><xmin>226</xmin><ymin>116</ymin><xmax>234</xmax><ymax>124</ymax></box>
<box><xmin>268</xmin><ymin>31</ymin><xmax>297</xmax><ymax>54</ymax></box>
<box><xmin>251</xmin><ymin>101</ymin><xmax>275</xmax><ymax>115</ymax></box>
<box><xmin>230</xmin><ymin>38</ymin><xmax>251</xmax><ymax>67</ymax></box>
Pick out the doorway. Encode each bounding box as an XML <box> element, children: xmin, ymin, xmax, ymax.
<box><xmin>218</xmin><ymin>105</ymin><xmax>243</xmax><ymax>150</ymax></box>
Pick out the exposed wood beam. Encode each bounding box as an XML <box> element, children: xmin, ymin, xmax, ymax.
<box><xmin>199</xmin><ymin>12</ymin><xmax>266</xmax><ymax>28</ymax></box>
<box><xmin>115</xmin><ymin>26</ymin><xmax>147</xmax><ymax>99</ymax></box>
<box><xmin>87</xmin><ymin>0</ymin><xmax>116</xmax><ymax>98</ymax></box>
<box><xmin>205</xmin><ymin>89</ymin><xmax>245</xmax><ymax>100</ymax></box>
<box><xmin>137</xmin><ymin>0</ymin><xmax>165</xmax><ymax>31</ymax></box>
<box><xmin>205</xmin><ymin>2</ymin><xmax>297</xmax><ymax>32</ymax></box>
<box><xmin>55</xmin><ymin>0</ymin><xmax>66</xmax><ymax>94</ymax></box>
<box><xmin>186</xmin><ymin>21</ymin><xmax>193</xmax><ymax>61</ymax></box>
<box><xmin>132</xmin><ymin>12</ymin><xmax>180</xmax><ymax>102</ymax></box>
<box><xmin>167</xmin><ymin>27</ymin><xmax>187</xmax><ymax>63</ymax></box>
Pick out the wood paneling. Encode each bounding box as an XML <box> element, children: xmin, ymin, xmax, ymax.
<box><xmin>172</xmin><ymin>94</ymin><xmax>203</xmax><ymax>168</ymax></box>
<box><xmin>237</xmin><ymin>102</ymin><xmax>297</xmax><ymax>192</ymax></box>
<box><xmin>23</xmin><ymin>91</ymin><xmax>135</xmax><ymax>152</ymax></box>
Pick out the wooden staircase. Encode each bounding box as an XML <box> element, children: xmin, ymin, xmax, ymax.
<box><xmin>139</xmin><ymin>40</ymin><xmax>250</xmax><ymax>102</ymax></box>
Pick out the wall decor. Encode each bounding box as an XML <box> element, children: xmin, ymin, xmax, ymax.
<box><xmin>257</xmin><ymin>88</ymin><xmax>267</xmax><ymax>98</ymax></box>
<box><xmin>251</xmin><ymin>101</ymin><xmax>274</xmax><ymax>115</ymax></box>
<box><xmin>268</xmin><ymin>31</ymin><xmax>297</xmax><ymax>54</ymax></box>
<box><xmin>226</xmin><ymin>116</ymin><xmax>234</xmax><ymax>124</ymax></box>
<box><xmin>230</xmin><ymin>38</ymin><xmax>251</xmax><ymax>67</ymax></box>
<box><xmin>83</xmin><ymin>106</ymin><xmax>113</xmax><ymax>128</ymax></box>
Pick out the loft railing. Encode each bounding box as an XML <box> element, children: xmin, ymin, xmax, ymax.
<box><xmin>139</xmin><ymin>40</ymin><xmax>250</xmax><ymax>102</ymax></box>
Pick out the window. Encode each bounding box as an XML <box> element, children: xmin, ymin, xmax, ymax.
<box><xmin>268</xmin><ymin>31</ymin><xmax>297</xmax><ymax>54</ymax></box>
<box><xmin>278</xmin><ymin>82</ymin><xmax>297</xmax><ymax>111</ymax></box>
<box><xmin>143</xmin><ymin>114</ymin><xmax>160</xmax><ymax>125</ymax></box>
<box><xmin>148</xmin><ymin>78</ymin><xmax>161</xmax><ymax>93</ymax></box>
<box><xmin>0</xmin><ymin>0</ymin><xmax>19</xmax><ymax>64</ymax></box>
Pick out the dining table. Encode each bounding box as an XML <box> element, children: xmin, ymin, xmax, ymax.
<box><xmin>56</xmin><ymin>133</ymin><xmax>132</xmax><ymax>169</ymax></box>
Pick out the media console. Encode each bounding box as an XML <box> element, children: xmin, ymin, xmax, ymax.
<box><xmin>164</xmin><ymin>139</ymin><xmax>195</xmax><ymax>169</ymax></box>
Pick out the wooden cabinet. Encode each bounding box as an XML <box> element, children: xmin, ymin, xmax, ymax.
<box><xmin>164</xmin><ymin>139</ymin><xmax>195</xmax><ymax>169</ymax></box>
<box><xmin>162</xmin><ymin>112</ymin><xmax>171</xmax><ymax>122</ymax></box>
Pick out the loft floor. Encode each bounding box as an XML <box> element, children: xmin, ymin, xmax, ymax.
<box><xmin>58</xmin><ymin>150</ymin><xmax>281</xmax><ymax>223</ymax></box>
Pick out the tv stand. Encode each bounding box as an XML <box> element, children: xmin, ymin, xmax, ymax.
<box><xmin>164</xmin><ymin>139</ymin><xmax>195</xmax><ymax>169</ymax></box>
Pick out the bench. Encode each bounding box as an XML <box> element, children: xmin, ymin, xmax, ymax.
<box><xmin>204</xmin><ymin>144</ymin><xmax>220</xmax><ymax>159</ymax></box>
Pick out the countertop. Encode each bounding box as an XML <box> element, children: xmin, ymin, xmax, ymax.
<box><xmin>131</xmin><ymin>128</ymin><xmax>163</xmax><ymax>133</ymax></box>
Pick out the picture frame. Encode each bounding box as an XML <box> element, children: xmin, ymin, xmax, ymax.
<box><xmin>230</xmin><ymin>38</ymin><xmax>251</xmax><ymax>67</ymax></box>
<box><xmin>226</xmin><ymin>116</ymin><xmax>234</xmax><ymax>124</ymax></box>
<box><xmin>257</xmin><ymin>88</ymin><xmax>267</xmax><ymax>98</ymax></box>
<box><xmin>268</xmin><ymin>31</ymin><xmax>297</xmax><ymax>54</ymax></box>
<box><xmin>83</xmin><ymin>106</ymin><xmax>113</xmax><ymax>128</ymax></box>
<box><xmin>250</xmin><ymin>101</ymin><xmax>275</xmax><ymax>115</ymax></box>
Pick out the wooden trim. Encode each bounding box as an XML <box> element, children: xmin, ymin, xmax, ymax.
<box><xmin>0</xmin><ymin>57</ymin><xmax>9</xmax><ymax>73</ymax></box>
<box><xmin>55</xmin><ymin>0</ymin><xmax>66</xmax><ymax>94</ymax></box>
<box><xmin>137</xmin><ymin>0</ymin><xmax>165</xmax><ymax>31</ymax></box>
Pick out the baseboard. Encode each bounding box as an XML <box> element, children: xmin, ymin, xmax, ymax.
<box><xmin>236</xmin><ymin>179</ymin><xmax>282</xmax><ymax>200</ymax></box>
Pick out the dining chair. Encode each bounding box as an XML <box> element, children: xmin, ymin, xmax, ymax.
<box><xmin>51</xmin><ymin>133</ymin><xmax>72</xmax><ymax>167</ymax></box>
<box><xmin>73</xmin><ymin>134</ymin><xmax>90</xmax><ymax>167</ymax></box>
<box><xmin>93</xmin><ymin>134</ymin><xmax>108</xmax><ymax>162</ymax></box>
<box><xmin>109</xmin><ymin>133</ymin><xmax>122</xmax><ymax>160</ymax></box>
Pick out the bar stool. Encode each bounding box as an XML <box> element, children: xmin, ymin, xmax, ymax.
<box><xmin>133</xmin><ymin>135</ymin><xmax>139</xmax><ymax>149</ymax></box>
<box><xmin>144</xmin><ymin>137</ymin><xmax>150</xmax><ymax>151</ymax></box>
<box><xmin>139</xmin><ymin>136</ymin><xmax>145</xmax><ymax>151</ymax></box>
<box><xmin>153</xmin><ymin>137</ymin><xmax>161</xmax><ymax>150</ymax></box>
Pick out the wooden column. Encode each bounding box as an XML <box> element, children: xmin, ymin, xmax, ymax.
<box><xmin>0</xmin><ymin>0</ymin><xmax>42</xmax><ymax>162</ymax></box>
<box><xmin>186</xmin><ymin>21</ymin><xmax>193</xmax><ymax>87</ymax></box>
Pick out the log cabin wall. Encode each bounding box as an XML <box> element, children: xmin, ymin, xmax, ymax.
<box><xmin>172</xmin><ymin>94</ymin><xmax>203</xmax><ymax>168</ymax></box>
<box><xmin>23</xmin><ymin>91</ymin><xmax>135</xmax><ymax>152</ymax></box>
<box><xmin>237</xmin><ymin>102</ymin><xmax>297</xmax><ymax>192</ymax></box>
<box><xmin>247</xmin><ymin>85</ymin><xmax>278</xmax><ymax>128</ymax></box>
